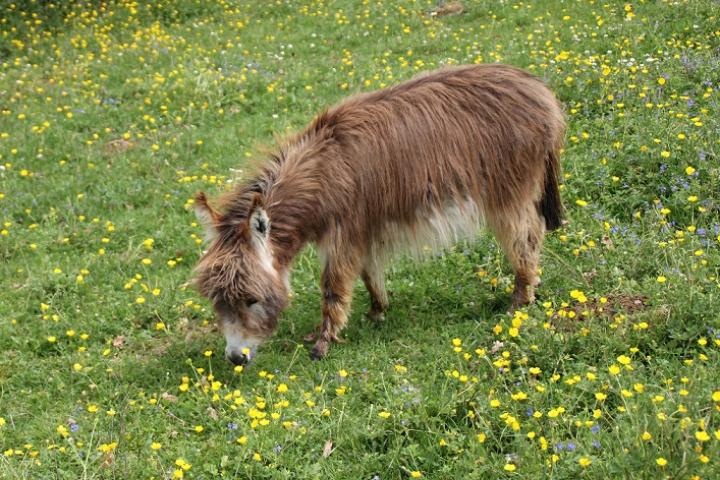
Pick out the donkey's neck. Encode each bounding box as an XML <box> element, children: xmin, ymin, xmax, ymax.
<box><xmin>264</xmin><ymin>132</ymin><xmax>335</xmax><ymax>267</ymax></box>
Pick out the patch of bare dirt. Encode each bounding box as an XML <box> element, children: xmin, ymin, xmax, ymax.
<box><xmin>552</xmin><ymin>293</ymin><xmax>649</xmax><ymax>331</ymax></box>
<box><xmin>103</xmin><ymin>138</ymin><xmax>135</xmax><ymax>155</ymax></box>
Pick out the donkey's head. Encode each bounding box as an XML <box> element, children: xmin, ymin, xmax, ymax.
<box><xmin>193</xmin><ymin>192</ymin><xmax>289</xmax><ymax>366</ymax></box>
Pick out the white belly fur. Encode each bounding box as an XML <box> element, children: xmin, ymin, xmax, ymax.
<box><xmin>373</xmin><ymin>196</ymin><xmax>483</xmax><ymax>261</ymax></box>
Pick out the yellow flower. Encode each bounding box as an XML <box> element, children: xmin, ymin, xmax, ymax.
<box><xmin>277</xmin><ymin>383</ymin><xmax>288</xmax><ymax>393</ymax></box>
<box><xmin>608</xmin><ymin>364</ymin><xmax>621</xmax><ymax>375</ymax></box>
<box><xmin>410</xmin><ymin>472</ymin><xmax>422</xmax><ymax>478</ymax></box>
<box><xmin>378</xmin><ymin>411</ymin><xmax>391</xmax><ymax>419</ymax></box>
<box><xmin>695</xmin><ymin>430</ymin><xmax>710</xmax><ymax>442</ymax></box>
<box><xmin>477</xmin><ymin>433</ymin><xmax>486</xmax><ymax>443</ymax></box>
<box><xmin>579</xmin><ymin>457</ymin><xmax>592</xmax><ymax>467</ymax></box>
<box><xmin>642</xmin><ymin>431</ymin><xmax>652</xmax><ymax>441</ymax></box>
<box><xmin>151</xmin><ymin>442</ymin><xmax>162</xmax><ymax>450</ymax></box>
<box><xmin>656</xmin><ymin>457</ymin><xmax>667</xmax><ymax>467</ymax></box>
<box><xmin>503</xmin><ymin>463</ymin><xmax>517</xmax><ymax>472</ymax></box>
<box><xmin>617</xmin><ymin>355</ymin><xmax>631</xmax><ymax>365</ymax></box>
<box><xmin>712</xmin><ymin>391</ymin><xmax>720</xmax><ymax>402</ymax></box>
<box><xmin>194</xmin><ymin>425</ymin><xmax>204</xmax><ymax>433</ymax></box>
<box><xmin>98</xmin><ymin>442</ymin><xmax>118</xmax><ymax>453</ymax></box>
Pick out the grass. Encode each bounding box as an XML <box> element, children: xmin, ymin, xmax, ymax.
<box><xmin>0</xmin><ymin>0</ymin><xmax>719</xmax><ymax>478</ymax></box>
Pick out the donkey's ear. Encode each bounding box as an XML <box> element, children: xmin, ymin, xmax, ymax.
<box><xmin>248</xmin><ymin>193</ymin><xmax>270</xmax><ymax>244</ymax></box>
<box><xmin>194</xmin><ymin>192</ymin><xmax>220</xmax><ymax>242</ymax></box>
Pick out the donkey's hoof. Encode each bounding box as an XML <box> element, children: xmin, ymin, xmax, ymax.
<box><xmin>367</xmin><ymin>310</ymin><xmax>385</xmax><ymax>322</ymax></box>
<box><xmin>310</xmin><ymin>342</ymin><xmax>328</xmax><ymax>360</ymax></box>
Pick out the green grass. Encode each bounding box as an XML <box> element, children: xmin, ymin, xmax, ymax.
<box><xmin>1</xmin><ymin>0</ymin><xmax>719</xmax><ymax>478</ymax></box>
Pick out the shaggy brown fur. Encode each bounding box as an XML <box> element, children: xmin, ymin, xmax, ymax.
<box><xmin>194</xmin><ymin>64</ymin><xmax>565</xmax><ymax>363</ymax></box>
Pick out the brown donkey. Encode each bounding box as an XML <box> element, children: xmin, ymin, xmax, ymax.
<box><xmin>194</xmin><ymin>64</ymin><xmax>565</xmax><ymax>364</ymax></box>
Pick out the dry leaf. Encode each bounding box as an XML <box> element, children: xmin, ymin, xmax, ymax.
<box><xmin>322</xmin><ymin>440</ymin><xmax>334</xmax><ymax>458</ymax></box>
<box><xmin>112</xmin><ymin>335</ymin><xmax>126</xmax><ymax>348</ymax></box>
<box><xmin>100</xmin><ymin>453</ymin><xmax>114</xmax><ymax>468</ymax></box>
<box><xmin>490</xmin><ymin>340</ymin><xmax>504</xmax><ymax>354</ymax></box>
<box><xmin>431</xmin><ymin>1</ymin><xmax>464</xmax><ymax>17</ymax></box>
<box><xmin>207</xmin><ymin>407</ymin><xmax>219</xmax><ymax>421</ymax></box>
<box><xmin>161</xmin><ymin>392</ymin><xmax>178</xmax><ymax>403</ymax></box>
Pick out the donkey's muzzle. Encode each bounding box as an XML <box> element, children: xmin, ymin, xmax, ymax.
<box><xmin>226</xmin><ymin>351</ymin><xmax>249</xmax><ymax>366</ymax></box>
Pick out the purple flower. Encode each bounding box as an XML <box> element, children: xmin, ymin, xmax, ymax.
<box><xmin>70</xmin><ymin>423</ymin><xmax>79</xmax><ymax>433</ymax></box>
<box><xmin>591</xmin><ymin>425</ymin><xmax>600</xmax><ymax>434</ymax></box>
<box><xmin>273</xmin><ymin>444</ymin><xmax>283</xmax><ymax>454</ymax></box>
<box><xmin>567</xmin><ymin>442</ymin><xmax>577</xmax><ymax>451</ymax></box>
<box><xmin>592</xmin><ymin>440</ymin><xmax>602</xmax><ymax>449</ymax></box>
<box><xmin>227</xmin><ymin>422</ymin><xmax>238</xmax><ymax>430</ymax></box>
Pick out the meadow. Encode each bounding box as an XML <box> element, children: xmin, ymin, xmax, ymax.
<box><xmin>1</xmin><ymin>0</ymin><xmax>719</xmax><ymax>478</ymax></box>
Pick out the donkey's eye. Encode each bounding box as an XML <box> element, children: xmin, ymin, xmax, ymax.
<box><xmin>246</xmin><ymin>298</ymin><xmax>258</xmax><ymax>307</ymax></box>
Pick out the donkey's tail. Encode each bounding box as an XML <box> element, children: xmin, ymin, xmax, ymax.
<box><xmin>539</xmin><ymin>150</ymin><xmax>563</xmax><ymax>231</ymax></box>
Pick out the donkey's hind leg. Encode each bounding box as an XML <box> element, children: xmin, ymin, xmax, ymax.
<box><xmin>491</xmin><ymin>204</ymin><xmax>544</xmax><ymax>310</ymax></box>
<box><xmin>361</xmin><ymin>256</ymin><xmax>388</xmax><ymax>321</ymax></box>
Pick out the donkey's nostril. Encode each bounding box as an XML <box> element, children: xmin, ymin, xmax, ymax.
<box><xmin>227</xmin><ymin>352</ymin><xmax>248</xmax><ymax>366</ymax></box>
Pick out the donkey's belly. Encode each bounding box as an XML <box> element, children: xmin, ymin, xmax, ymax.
<box><xmin>373</xmin><ymin>196</ymin><xmax>484</xmax><ymax>260</ymax></box>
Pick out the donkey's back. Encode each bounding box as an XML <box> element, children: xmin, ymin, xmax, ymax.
<box><xmin>318</xmin><ymin>63</ymin><xmax>564</xmax><ymax>232</ymax></box>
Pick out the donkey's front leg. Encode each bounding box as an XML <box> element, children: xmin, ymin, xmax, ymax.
<box><xmin>310</xmin><ymin>257</ymin><xmax>359</xmax><ymax>360</ymax></box>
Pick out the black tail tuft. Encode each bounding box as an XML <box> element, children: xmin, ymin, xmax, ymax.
<box><xmin>540</xmin><ymin>151</ymin><xmax>563</xmax><ymax>231</ymax></box>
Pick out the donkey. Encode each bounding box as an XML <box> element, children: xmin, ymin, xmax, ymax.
<box><xmin>193</xmin><ymin>64</ymin><xmax>565</xmax><ymax>365</ymax></box>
